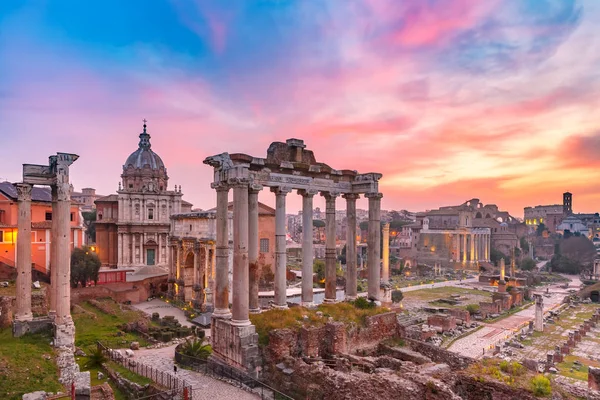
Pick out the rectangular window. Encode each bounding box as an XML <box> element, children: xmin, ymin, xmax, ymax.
<box><xmin>148</xmin><ymin>208</ymin><xmax>154</xmax><ymax>220</ymax></box>
<box><xmin>45</xmin><ymin>212</ymin><xmax>52</xmax><ymax>221</ymax></box>
<box><xmin>260</xmin><ymin>238</ymin><xmax>269</xmax><ymax>253</ymax></box>
<box><xmin>70</xmin><ymin>213</ymin><xmax>74</xmax><ymax>222</ymax></box>
<box><xmin>0</xmin><ymin>231</ymin><xmax>3</xmax><ymax>243</ymax></box>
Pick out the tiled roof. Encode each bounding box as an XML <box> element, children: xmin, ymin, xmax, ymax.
<box><xmin>0</xmin><ymin>181</ymin><xmax>52</xmax><ymax>202</ymax></box>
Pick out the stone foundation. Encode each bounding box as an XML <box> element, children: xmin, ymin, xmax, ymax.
<box><xmin>209</xmin><ymin>317</ymin><xmax>260</xmax><ymax>377</ymax></box>
<box><xmin>12</xmin><ymin>316</ymin><xmax>53</xmax><ymax>337</ymax></box>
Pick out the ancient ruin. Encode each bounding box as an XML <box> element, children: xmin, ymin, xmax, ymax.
<box><xmin>13</xmin><ymin>152</ymin><xmax>78</xmax><ymax>345</ymax></box>
<box><xmin>203</xmin><ymin>138</ymin><xmax>383</xmax><ymax>376</ymax></box>
<box><xmin>535</xmin><ymin>294</ymin><xmax>544</xmax><ymax>332</ymax></box>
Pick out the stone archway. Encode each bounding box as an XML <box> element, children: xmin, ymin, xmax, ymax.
<box><xmin>144</xmin><ymin>239</ymin><xmax>158</xmax><ymax>266</ymax></box>
<box><xmin>475</xmin><ymin>212</ymin><xmax>482</xmax><ymax>218</ymax></box>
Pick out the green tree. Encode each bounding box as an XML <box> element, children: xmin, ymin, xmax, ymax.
<box><xmin>520</xmin><ymin>257</ymin><xmax>536</xmax><ymax>271</ymax></box>
<box><xmin>313</xmin><ymin>260</ymin><xmax>326</xmax><ymax>282</ymax></box>
<box><xmin>82</xmin><ymin>211</ymin><xmax>97</xmax><ymax>243</ymax></box>
<box><xmin>70</xmin><ymin>246</ymin><xmax>101</xmax><ymax>288</ymax></box>
<box><xmin>536</xmin><ymin>223</ymin><xmax>547</xmax><ymax>236</ymax></box>
<box><xmin>520</xmin><ymin>237</ymin><xmax>530</xmax><ymax>254</ymax></box>
<box><xmin>391</xmin><ymin>290</ymin><xmax>403</xmax><ymax>304</ymax></box>
<box><xmin>490</xmin><ymin>248</ymin><xmax>505</xmax><ymax>264</ymax></box>
<box><xmin>466</xmin><ymin>304</ymin><xmax>480</xmax><ymax>315</ymax></box>
<box><xmin>338</xmin><ymin>244</ymin><xmax>347</xmax><ymax>265</ymax></box>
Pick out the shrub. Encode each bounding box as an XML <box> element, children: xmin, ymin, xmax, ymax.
<box><xmin>197</xmin><ymin>329</ymin><xmax>206</xmax><ymax>340</ymax></box>
<box><xmin>391</xmin><ymin>290</ymin><xmax>403</xmax><ymax>304</ymax></box>
<box><xmin>353</xmin><ymin>297</ymin><xmax>375</xmax><ymax>310</ymax></box>
<box><xmin>83</xmin><ymin>347</ymin><xmax>107</xmax><ymax>370</ymax></box>
<box><xmin>466</xmin><ymin>304</ymin><xmax>480</xmax><ymax>315</ymax></box>
<box><xmin>500</xmin><ymin>361</ymin><xmax>525</xmax><ymax>376</ymax></box>
<box><xmin>180</xmin><ymin>338</ymin><xmax>212</xmax><ymax>360</ymax></box>
<box><xmin>530</xmin><ymin>375</ymin><xmax>551</xmax><ymax>396</ymax></box>
<box><xmin>151</xmin><ymin>312</ymin><xmax>160</xmax><ymax>321</ymax></box>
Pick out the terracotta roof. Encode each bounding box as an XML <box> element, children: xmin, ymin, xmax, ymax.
<box><xmin>32</xmin><ymin>221</ymin><xmax>53</xmax><ymax>229</ymax></box>
<box><xmin>95</xmin><ymin>194</ymin><xmax>119</xmax><ymax>202</ymax></box>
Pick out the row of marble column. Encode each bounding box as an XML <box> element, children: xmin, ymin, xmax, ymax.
<box><xmin>211</xmin><ymin>179</ymin><xmax>383</xmax><ymax>327</ymax></box>
<box><xmin>14</xmin><ymin>182</ymin><xmax>72</xmax><ymax>325</ymax></box>
<box><xmin>454</xmin><ymin>232</ymin><xmax>490</xmax><ymax>263</ymax></box>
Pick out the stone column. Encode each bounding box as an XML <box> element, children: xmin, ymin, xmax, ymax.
<box><xmin>248</xmin><ymin>185</ymin><xmax>261</xmax><ymax>313</ymax></box>
<box><xmin>204</xmin><ymin>244</ymin><xmax>215</xmax><ymax>310</ymax></box>
<box><xmin>454</xmin><ymin>234</ymin><xmax>460</xmax><ymax>262</ymax></box>
<box><xmin>500</xmin><ymin>258</ymin><xmax>505</xmax><ymax>281</ymax></box>
<box><xmin>462</xmin><ymin>234</ymin><xmax>467</xmax><ymax>263</ymax></box>
<box><xmin>272</xmin><ymin>187</ymin><xmax>291</xmax><ymax>309</ymax></box>
<box><xmin>213</xmin><ymin>183</ymin><xmax>231</xmax><ymax>318</ymax></box>
<box><xmin>486</xmin><ymin>234</ymin><xmax>490</xmax><ymax>261</ymax></box>
<box><xmin>299</xmin><ymin>189</ymin><xmax>317</xmax><ymax>306</ymax></box>
<box><xmin>322</xmin><ymin>191</ymin><xmax>339</xmax><ymax>303</ymax></box>
<box><xmin>117</xmin><ymin>233</ymin><xmax>123</xmax><ymax>266</ymax></box>
<box><xmin>193</xmin><ymin>243</ymin><xmax>200</xmax><ymax>308</ymax></box>
<box><xmin>15</xmin><ymin>183</ymin><xmax>33</xmax><ymax>322</ymax></box>
<box><xmin>470</xmin><ymin>233</ymin><xmax>475</xmax><ymax>264</ymax></box>
<box><xmin>366</xmin><ymin>192</ymin><xmax>382</xmax><ymax>302</ymax></box>
<box><xmin>232</xmin><ymin>179</ymin><xmax>250</xmax><ymax>326</ymax></box>
<box><xmin>344</xmin><ymin>194</ymin><xmax>359</xmax><ymax>300</ymax></box>
<box><xmin>474</xmin><ymin>234</ymin><xmax>479</xmax><ymax>262</ymax></box>
<box><xmin>49</xmin><ymin>185</ymin><xmax>58</xmax><ymax>319</ymax></box>
<box><xmin>535</xmin><ymin>294</ymin><xmax>544</xmax><ymax>332</ymax></box>
<box><xmin>55</xmin><ymin>179</ymin><xmax>73</xmax><ymax>326</ymax></box>
<box><xmin>382</xmin><ymin>223</ymin><xmax>390</xmax><ymax>283</ymax></box>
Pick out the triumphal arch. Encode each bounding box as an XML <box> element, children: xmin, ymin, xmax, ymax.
<box><xmin>203</xmin><ymin>138</ymin><xmax>383</xmax><ymax>376</ymax></box>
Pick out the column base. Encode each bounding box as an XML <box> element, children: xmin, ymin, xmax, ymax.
<box><xmin>210</xmin><ymin>317</ymin><xmax>260</xmax><ymax>379</ymax></box>
<box><xmin>249</xmin><ymin>308</ymin><xmax>262</xmax><ymax>314</ymax></box>
<box><xmin>13</xmin><ymin>316</ymin><xmax>52</xmax><ymax>337</ymax></box>
<box><xmin>272</xmin><ymin>304</ymin><xmax>289</xmax><ymax>310</ymax></box>
<box><xmin>323</xmin><ymin>298</ymin><xmax>337</xmax><ymax>304</ymax></box>
<box><xmin>301</xmin><ymin>301</ymin><xmax>316</xmax><ymax>308</ymax></box>
<box><xmin>212</xmin><ymin>308</ymin><xmax>232</xmax><ymax>319</ymax></box>
<box><xmin>14</xmin><ymin>312</ymin><xmax>33</xmax><ymax>322</ymax></box>
<box><xmin>231</xmin><ymin>319</ymin><xmax>252</xmax><ymax>327</ymax></box>
<box><xmin>345</xmin><ymin>295</ymin><xmax>357</xmax><ymax>302</ymax></box>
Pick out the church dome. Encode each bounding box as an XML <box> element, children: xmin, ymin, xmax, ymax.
<box><xmin>121</xmin><ymin>121</ymin><xmax>169</xmax><ymax>193</ymax></box>
<box><xmin>124</xmin><ymin>122</ymin><xmax>165</xmax><ymax>171</ymax></box>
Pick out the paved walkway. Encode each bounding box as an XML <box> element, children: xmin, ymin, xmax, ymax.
<box><xmin>133</xmin><ymin>345</ymin><xmax>258</xmax><ymax>400</ymax></box>
<box><xmin>447</xmin><ymin>277</ymin><xmax>576</xmax><ymax>358</ymax></box>
<box><xmin>131</xmin><ymin>298</ymin><xmax>193</xmax><ymax>327</ymax></box>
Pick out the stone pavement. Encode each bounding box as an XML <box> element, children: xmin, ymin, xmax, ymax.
<box><xmin>447</xmin><ymin>279</ymin><xmax>574</xmax><ymax>359</ymax></box>
<box><xmin>131</xmin><ymin>298</ymin><xmax>193</xmax><ymax>327</ymax></box>
<box><xmin>133</xmin><ymin>345</ymin><xmax>258</xmax><ymax>400</ymax></box>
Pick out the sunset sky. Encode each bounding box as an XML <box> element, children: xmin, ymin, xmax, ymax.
<box><xmin>1</xmin><ymin>0</ymin><xmax>599</xmax><ymax>217</ymax></box>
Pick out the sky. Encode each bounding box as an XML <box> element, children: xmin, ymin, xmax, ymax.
<box><xmin>1</xmin><ymin>0</ymin><xmax>600</xmax><ymax>218</ymax></box>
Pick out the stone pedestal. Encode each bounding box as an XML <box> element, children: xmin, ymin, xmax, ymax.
<box><xmin>54</xmin><ymin>318</ymin><xmax>76</xmax><ymax>348</ymax></box>
<box><xmin>534</xmin><ymin>294</ymin><xmax>544</xmax><ymax>332</ymax></box>
<box><xmin>74</xmin><ymin>371</ymin><xmax>91</xmax><ymax>400</ymax></box>
<box><xmin>589</xmin><ymin>366</ymin><xmax>600</xmax><ymax>391</ymax></box>
<box><xmin>210</xmin><ymin>317</ymin><xmax>260</xmax><ymax>378</ymax></box>
<box><xmin>380</xmin><ymin>285</ymin><xmax>392</xmax><ymax>304</ymax></box>
<box><xmin>13</xmin><ymin>316</ymin><xmax>53</xmax><ymax>337</ymax></box>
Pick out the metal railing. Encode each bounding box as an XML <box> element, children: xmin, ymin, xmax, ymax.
<box><xmin>97</xmin><ymin>341</ymin><xmax>192</xmax><ymax>398</ymax></box>
<box><xmin>175</xmin><ymin>350</ymin><xmax>294</xmax><ymax>400</ymax></box>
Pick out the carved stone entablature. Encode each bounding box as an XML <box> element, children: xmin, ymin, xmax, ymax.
<box><xmin>297</xmin><ymin>189</ymin><xmax>318</xmax><ymax>198</ymax></box>
<box><xmin>15</xmin><ymin>183</ymin><xmax>32</xmax><ymax>201</ymax></box>
<box><xmin>270</xmin><ymin>186</ymin><xmax>292</xmax><ymax>196</ymax></box>
<box><xmin>203</xmin><ymin>153</ymin><xmax>234</xmax><ymax>171</ymax></box>
<box><xmin>22</xmin><ymin>164</ymin><xmax>54</xmax><ymax>186</ymax></box>
<box><xmin>227</xmin><ymin>177</ymin><xmax>250</xmax><ymax>188</ymax></box>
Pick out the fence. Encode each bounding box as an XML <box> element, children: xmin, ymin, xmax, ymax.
<box><xmin>175</xmin><ymin>349</ymin><xmax>294</xmax><ymax>400</ymax></box>
<box><xmin>97</xmin><ymin>341</ymin><xmax>192</xmax><ymax>399</ymax></box>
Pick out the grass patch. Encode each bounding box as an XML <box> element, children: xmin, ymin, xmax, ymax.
<box><xmin>73</xmin><ymin>300</ymin><xmax>151</xmax><ymax>348</ymax></box>
<box><xmin>105</xmin><ymin>361</ymin><xmax>153</xmax><ymax>386</ymax></box>
<box><xmin>484</xmin><ymin>300</ymin><xmax>534</xmax><ymax>323</ymax></box>
<box><xmin>557</xmin><ymin>355</ymin><xmax>600</xmax><ymax>382</ymax></box>
<box><xmin>250</xmin><ymin>302</ymin><xmax>389</xmax><ymax>346</ymax></box>
<box><xmin>0</xmin><ymin>328</ymin><xmax>63</xmax><ymax>400</ymax></box>
<box><xmin>76</xmin><ymin>352</ymin><xmax>135</xmax><ymax>400</ymax></box>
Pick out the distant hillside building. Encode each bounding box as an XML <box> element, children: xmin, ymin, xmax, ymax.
<box><xmin>524</xmin><ymin>192</ymin><xmax>572</xmax><ymax>232</ymax></box>
<box><xmin>95</xmin><ymin>122</ymin><xmax>192</xmax><ymax>270</ymax></box>
<box><xmin>71</xmin><ymin>187</ymin><xmax>104</xmax><ymax>212</ymax></box>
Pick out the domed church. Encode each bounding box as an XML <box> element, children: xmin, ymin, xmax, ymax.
<box><xmin>95</xmin><ymin>122</ymin><xmax>192</xmax><ymax>270</ymax></box>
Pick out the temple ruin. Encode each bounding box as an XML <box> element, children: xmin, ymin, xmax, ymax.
<box><xmin>203</xmin><ymin>138</ymin><xmax>383</xmax><ymax>376</ymax></box>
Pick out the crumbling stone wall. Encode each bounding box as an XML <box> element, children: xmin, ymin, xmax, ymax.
<box><xmin>449</xmin><ymin>374</ymin><xmax>537</xmax><ymax>400</ymax></box>
<box><xmin>402</xmin><ymin>338</ymin><xmax>474</xmax><ymax>370</ymax></box>
<box><xmin>427</xmin><ymin>315</ymin><xmax>456</xmax><ymax>332</ymax></box>
<box><xmin>0</xmin><ymin>296</ymin><xmax>15</xmax><ymax>328</ymax></box>
<box><xmin>448</xmin><ymin>309</ymin><xmax>470</xmax><ymax>325</ymax></box>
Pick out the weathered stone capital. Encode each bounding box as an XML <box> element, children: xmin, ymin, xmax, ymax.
<box><xmin>203</xmin><ymin>152</ymin><xmax>233</xmax><ymax>170</ymax></box>
<box><xmin>365</xmin><ymin>192</ymin><xmax>383</xmax><ymax>200</ymax></box>
<box><xmin>211</xmin><ymin>182</ymin><xmax>230</xmax><ymax>192</ymax></box>
<box><xmin>56</xmin><ymin>183</ymin><xmax>71</xmax><ymax>201</ymax></box>
<box><xmin>298</xmin><ymin>189</ymin><xmax>318</xmax><ymax>198</ymax></box>
<box><xmin>15</xmin><ymin>183</ymin><xmax>32</xmax><ymax>201</ymax></box>
<box><xmin>271</xmin><ymin>186</ymin><xmax>292</xmax><ymax>196</ymax></box>
<box><xmin>227</xmin><ymin>177</ymin><xmax>250</xmax><ymax>188</ymax></box>
<box><xmin>249</xmin><ymin>184</ymin><xmax>263</xmax><ymax>194</ymax></box>
<box><xmin>342</xmin><ymin>193</ymin><xmax>360</xmax><ymax>201</ymax></box>
<box><xmin>382</xmin><ymin>222</ymin><xmax>390</xmax><ymax>231</ymax></box>
<box><xmin>320</xmin><ymin>191</ymin><xmax>340</xmax><ymax>200</ymax></box>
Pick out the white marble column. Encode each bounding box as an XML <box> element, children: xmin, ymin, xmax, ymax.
<box><xmin>15</xmin><ymin>183</ymin><xmax>33</xmax><ymax>322</ymax></box>
<box><xmin>322</xmin><ymin>191</ymin><xmax>339</xmax><ymax>303</ymax></box>
<box><xmin>382</xmin><ymin>222</ymin><xmax>390</xmax><ymax>283</ymax></box>
<box><xmin>366</xmin><ymin>192</ymin><xmax>382</xmax><ymax>302</ymax></box>
<box><xmin>232</xmin><ymin>179</ymin><xmax>250</xmax><ymax>326</ymax></box>
<box><xmin>213</xmin><ymin>183</ymin><xmax>231</xmax><ymax>318</ymax></box>
<box><xmin>248</xmin><ymin>185</ymin><xmax>261</xmax><ymax>313</ymax></box>
<box><xmin>462</xmin><ymin>234</ymin><xmax>467</xmax><ymax>263</ymax></box>
<box><xmin>299</xmin><ymin>189</ymin><xmax>317</xmax><ymax>306</ymax></box>
<box><xmin>55</xmin><ymin>181</ymin><xmax>72</xmax><ymax>325</ymax></box>
<box><xmin>343</xmin><ymin>194</ymin><xmax>359</xmax><ymax>300</ymax></box>
<box><xmin>49</xmin><ymin>185</ymin><xmax>58</xmax><ymax>318</ymax></box>
<box><xmin>272</xmin><ymin>186</ymin><xmax>291</xmax><ymax>309</ymax></box>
